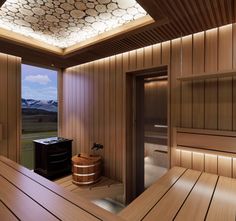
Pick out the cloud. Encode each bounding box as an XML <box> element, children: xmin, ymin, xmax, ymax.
<box><xmin>22</xmin><ymin>86</ymin><xmax>57</xmax><ymax>100</ymax></box>
<box><xmin>25</xmin><ymin>74</ymin><xmax>51</xmax><ymax>85</ymax></box>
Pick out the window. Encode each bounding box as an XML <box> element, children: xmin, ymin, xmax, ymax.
<box><xmin>21</xmin><ymin>64</ymin><xmax>58</xmax><ymax>169</ymax></box>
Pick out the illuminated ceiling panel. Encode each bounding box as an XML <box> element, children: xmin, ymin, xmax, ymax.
<box><xmin>0</xmin><ymin>0</ymin><xmax>147</xmax><ymax>48</ymax></box>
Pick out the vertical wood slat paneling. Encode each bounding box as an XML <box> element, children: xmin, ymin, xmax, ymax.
<box><xmin>104</xmin><ymin>58</ymin><xmax>110</xmax><ymax>177</ymax></box>
<box><xmin>136</xmin><ymin>48</ymin><xmax>144</xmax><ymax>69</ymax></box>
<box><xmin>62</xmin><ymin>23</ymin><xmax>236</xmax><ymax>181</ymax></box>
<box><xmin>175</xmin><ymin>18</ymin><xmax>236</xmax><ymax>178</ymax></box>
<box><xmin>152</xmin><ymin>43</ymin><xmax>161</xmax><ymax>66</ymax></box>
<box><xmin>218</xmin><ymin>156</ymin><xmax>232</xmax><ymax>177</ymax></box>
<box><xmin>181</xmin><ymin>150</ymin><xmax>192</xmax><ymax>168</ymax></box>
<box><xmin>170</xmin><ymin>39</ymin><xmax>181</xmax><ymax>129</ymax></box>
<box><xmin>192</xmin><ymin>32</ymin><xmax>205</xmax><ymax>129</ymax></box>
<box><xmin>204</xmin><ymin>28</ymin><xmax>218</xmax><ymax>130</ymax></box>
<box><xmin>144</xmin><ymin>45</ymin><xmax>153</xmax><ymax>67</ymax></box>
<box><xmin>233</xmin><ymin>158</ymin><xmax>236</xmax><ymax>178</ymax></box>
<box><xmin>94</xmin><ymin>61</ymin><xmax>99</xmax><ymax>148</ymax></box>
<box><xmin>161</xmin><ymin>41</ymin><xmax>171</xmax><ymax>65</ymax></box>
<box><xmin>0</xmin><ymin>53</ymin><xmax>21</xmax><ymax>162</ymax></box>
<box><xmin>233</xmin><ymin>24</ymin><xmax>236</xmax><ymax>131</ymax></box>
<box><xmin>80</xmin><ymin>64</ymin><xmax>85</xmax><ymax>154</ymax></box>
<box><xmin>16</xmin><ymin>57</ymin><xmax>21</xmax><ymax>163</ymax></box>
<box><xmin>84</xmin><ymin>64</ymin><xmax>90</xmax><ymax>154</ymax></box>
<box><xmin>181</xmin><ymin>35</ymin><xmax>193</xmax><ymax>128</ymax></box>
<box><xmin>109</xmin><ymin>56</ymin><xmax>116</xmax><ymax>179</ymax></box>
<box><xmin>73</xmin><ymin>67</ymin><xmax>78</xmax><ymax>155</ymax></box>
<box><xmin>218</xmin><ymin>25</ymin><xmax>233</xmax><ymax>131</ymax></box>
<box><xmin>0</xmin><ymin>54</ymin><xmax>8</xmax><ymax>157</ymax></box>
<box><xmin>115</xmin><ymin>54</ymin><xmax>123</xmax><ymax>181</ymax></box>
<box><xmin>170</xmin><ymin>39</ymin><xmax>181</xmax><ymax>166</ymax></box>
<box><xmin>178</xmin><ymin>149</ymin><xmax>236</xmax><ymax>178</ymax></box>
<box><xmin>192</xmin><ymin>152</ymin><xmax>204</xmax><ymax>171</ymax></box>
<box><xmin>122</xmin><ymin>52</ymin><xmax>129</xmax><ymax>192</ymax></box>
<box><xmin>7</xmin><ymin>56</ymin><xmax>17</xmax><ymax>162</ymax></box>
<box><xmin>89</xmin><ymin>62</ymin><xmax>94</xmax><ymax>155</ymax></box>
<box><xmin>204</xmin><ymin>154</ymin><xmax>218</xmax><ymax>174</ymax></box>
<box><xmin>99</xmin><ymin>60</ymin><xmax>105</xmax><ymax>162</ymax></box>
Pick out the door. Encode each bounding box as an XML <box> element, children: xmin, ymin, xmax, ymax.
<box><xmin>125</xmin><ymin>66</ymin><xmax>169</xmax><ymax>203</ymax></box>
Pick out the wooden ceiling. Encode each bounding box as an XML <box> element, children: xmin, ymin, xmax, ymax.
<box><xmin>0</xmin><ymin>0</ymin><xmax>235</xmax><ymax>68</ymax></box>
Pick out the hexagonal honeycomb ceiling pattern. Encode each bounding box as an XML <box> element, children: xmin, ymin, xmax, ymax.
<box><xmin>0</xmin><ymin>0</ymin><xmax>147</xmax><ymax>48</ymax></box>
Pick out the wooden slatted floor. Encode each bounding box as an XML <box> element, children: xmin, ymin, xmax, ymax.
<box><xmin>119</xmin><ymin>167</ymin><xmax>236</xmax><ymax>221</ymax></box>
<box><xmin>55</xmin><ymin>175</ymin><xmax>124</xmax><ymax>200</ymax></box>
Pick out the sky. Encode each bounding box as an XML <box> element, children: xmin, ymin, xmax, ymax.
<box><xmin>22</xmin><ymin>64</ymin><xmax>57</xmax><ymax>100</ymax></box>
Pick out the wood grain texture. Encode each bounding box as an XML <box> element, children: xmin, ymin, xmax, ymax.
<box><xmin>0</xmin><ymin>53</ymin><xmax>21</xmax><ymax>162</ymax></box>
<box><xmin>192</xmin><ymin>152</ymin><xmax>204</xmax><ymax>171</ymax></box>
<box><xmin>218</xmin><ymin>25</ymin><xmax>233</xmax><ymax>131</ymax></box>
<box><xmin>181</xmin><ymin>150</ymin><xmax>192</xmax><ymax>168</ymax></box>
<box><xmin>120</xmin><ymin>167</ymin><xmax>236</xmax><ymax>221</ymax></box>
<box><xmin>192</xmin><ymin>32</ymin><xmax>205</xmax><ymax>128</ymax></box>
<box><xmin>0</xmin><ymin>201</ymin><xmax>18</xmax><ymax>221</ymax></box>
<box><xmin>206</xmin><ymin>176</ymin><xmax>236</xmax><ymax>221</ymax></box>
<box><xmin>152</xmin><ymin>43</ymin><xmax>161</xmax><ymax>66</ymax></box>
<box><xmin>233</xmin><ymin>24</ymin><xmax>236</xmax><ymax>131</ymax></box>
<box><xmin>0</xmin><ymin>176</ymin><xmax>58</xmax><ymax>221</ymax></box>
<box><xmin>119</xmin><ymin>167</ymin><xmax>186</xmax><ymax>221</ymax></box>
<box><xmin>204</xmin><ymin>28</ymin><xmax>218</xmax><ymax>130</ymax></box>
<box><xmin>181</xmin><ymin>36</ymin><xmax>193</xmax><ymax>128</ymax></box>
<box><xmin>62</xmin><ymin>24</ymin><xmax>236</xmax><ymax>184</ymax></box>
<box><xmin>0</xmin><ymin>0</ymin><xmax>235</xmax><ymax>68</ymax></box>
<box><xmin>143</xmin><ymin>169</ymin><xmax>201</xmax><ymax>221</ymax></box>
<box><xmin>170</xmin><ymin>39</ymin><xmax>181</xmax><ymax>129</ymax></box>
<box><xmin>218</xmin><ymin>156</ymin><xmax>232</xmax><ymax>177</ymax></box>
<box><xmin>176</xmin><ymin>131</ymin><xmax>236</xmax><ymax>154</ymax></box>
<box><xmin>0</xmin><ymin>156</ymin><xmax>124</xmax><ymax>221</ymax></box>
<box><xmin>204</xmin><ymin>154</ymin><xmax>218</xmax><ymax>174</ymax></box>
<box><xmin>175</xmin><ymin>128</ymin><xmax>236</xmax><ymax>178</ymax></box>
<box><xmin>233</xmin><ymin>158</ymin><xmax>236</xmax><ymax>178</ymax></box>
<box><xmin>175</xmin><ymin>172</ymin><xmax>218</xmax><ymax>221</ymax></box>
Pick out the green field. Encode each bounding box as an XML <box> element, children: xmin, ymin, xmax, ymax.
<box><xmin>21</xmin><ymin>131</ymin><xmax>57</xmax><ymax>169</ymax></box>
<box><xmin>21</xmin><ymin>109</ymin><xmax>58</xmax><ymax>169</ymax></box>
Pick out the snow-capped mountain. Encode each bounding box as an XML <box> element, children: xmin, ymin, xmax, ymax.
<box><xmin>22</xmin><ymin>98</ymin><xmax>58</xmax><ymax>112</ymax></box>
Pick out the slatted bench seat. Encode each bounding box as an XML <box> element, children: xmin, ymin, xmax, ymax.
<box><xmin>119</xmin><ymin>167</ymin><xmax>236</xmax><ymax>221</ymax></box>
<box><xmin>0</xmin><ymin>156</ymin><xmax>124</xmax><ymax>221</ymax></box>
<box><xmin>1</xmin><ymin>155</ymin><xmax>236</xmax><ymax>221</ymax></box>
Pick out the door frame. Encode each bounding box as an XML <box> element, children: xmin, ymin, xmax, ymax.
<box><xmin>125</xmin><ymin>65</ymin><xmax>170</xmax><ymax>203</ymax></box>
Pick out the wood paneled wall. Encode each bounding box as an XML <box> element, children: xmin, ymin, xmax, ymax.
<box><xmin>171</xmin><ymin>23</ymin><xmax>236</xmax><ymax>174</ymax></box>
<box><xmin>62</xmin><ymin>23</ymin><xmax>236</xmax><ymax>182</ymax></box>
<box><xmin>0</xmin><ymin>53</ymin><xmax>21</xmax><ymax>162</ymax></box>
<box><xmin>62</xmin><ymin>43</ymin><xmax>171</xmax><ymax>182</ymax></box>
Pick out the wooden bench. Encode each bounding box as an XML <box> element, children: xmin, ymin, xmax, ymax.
<box><xmin>0</xmin><ymin>156</ymin><xmax>124</xmax><ymax>221</ymax></box>
<box><xmin>119</xmin><ymin>167</ymin><xmax>236</xmax><ymax>221</ymax></box>
<box><xmin>1</xmin><ymin>155</ymin><xmax>236</xmax><ymax>221</ymax></box>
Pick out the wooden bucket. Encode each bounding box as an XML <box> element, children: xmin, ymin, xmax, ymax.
<box><xmin>71</xmin><ymin>153</ymin><xmax>102</xmax><ymax>185</ymax></box>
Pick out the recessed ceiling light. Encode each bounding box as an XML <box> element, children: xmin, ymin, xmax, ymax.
<box><xmin>0</xmin><ymin>0</ymin><xmax>147</xmax><ymax>48</ymax></box>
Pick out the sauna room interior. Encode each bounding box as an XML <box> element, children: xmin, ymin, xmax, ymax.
<box><xmin>0</xmin><ymin>0</ymin><xmax>236</xmax><ymax>220</ymax></box>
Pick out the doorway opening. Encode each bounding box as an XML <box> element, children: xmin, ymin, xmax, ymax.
<box><xmin>144</xmin><ymin>76</ymin><xmax>168</xmax><ymax>188</ymax></box>
<box><xmin>126</xmin><ymin>66</ymin><xmax>169</xmax><ymax>202</ymax></box>
<box><xmin>21</xmin><ymin>64</ymin><xmax>58</xmax><ymax>169</ymax></box>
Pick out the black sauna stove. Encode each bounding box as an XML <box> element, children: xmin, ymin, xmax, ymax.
<box><xmin>34</xmin><ymin>137</ymin><xmax>72</xmax><ymax>180</ymax></box>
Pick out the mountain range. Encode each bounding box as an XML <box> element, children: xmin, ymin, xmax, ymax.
<box><xmin>22</xmin><ymin>98</ymin><xmax>58</xmax><ymax>112</ymax></box>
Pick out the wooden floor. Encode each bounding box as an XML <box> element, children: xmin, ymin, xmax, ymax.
<box><xmin>55</xmin><ymin>175</ymin><xmax>124</xmax><ymax>200</ymax></box>
<box><xmin>119</xmin><ymin>167</ymin><xmax>236</xmax><ymax>221</ymax></box>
